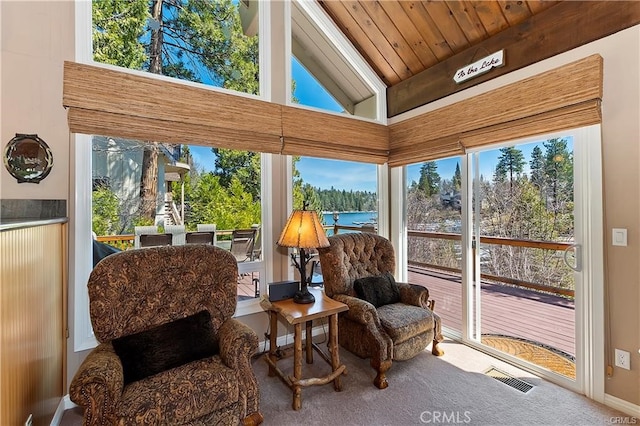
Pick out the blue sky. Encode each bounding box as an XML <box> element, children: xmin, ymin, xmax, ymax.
<box><xmin>406</xmin><ymin>138</ymin><xmax>574</xmax><ymax>186</ymax></box>
<box><xmin>190</xmin><ymin>58</ymin><xmax>574</xmax><ymax>194</ymax></box>
<box><xmin>190</xmin><ymin>57</ymin><xmax>379</xmax><ymax>193</ymax></box>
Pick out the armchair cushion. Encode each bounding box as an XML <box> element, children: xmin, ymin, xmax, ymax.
<box><xmin>354</xmin><ymin>272</ymin><xmax>400</xmax><ymax>307</ymax></box>
<box><xmin>112</xmin><ymin>310</ymin><xmax>219</xmax><ymax>385</ymax></box>
<box><xmin>377</xmin><ymin>303</ymin><xmax>435</xmax><ymax>344</ymax></box>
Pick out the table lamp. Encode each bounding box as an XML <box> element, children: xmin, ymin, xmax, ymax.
<box><xmin>277</xmin><ymin>208</ymin><xmax>330</xmax><ymax>304</ymax></box>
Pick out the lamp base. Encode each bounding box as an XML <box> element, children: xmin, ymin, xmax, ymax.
<box><xmin>293</xmin><ymin>289</ymin><xmax>315</xmax><ymax>304</ymax></box>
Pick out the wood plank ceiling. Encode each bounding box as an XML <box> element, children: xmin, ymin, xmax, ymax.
<box><xmin>318</xmin><ymin>1</ymin><xmax>640</xmax><ymax>117</ymax></box>
<box><xmin>320</xmin><ymin>0</ymin><xmax>558</xmax><ymax>87</ymax></box>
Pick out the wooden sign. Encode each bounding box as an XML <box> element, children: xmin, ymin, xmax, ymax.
<box><xmin>454</xmin><ymin>50</ymin><xmax>505</xmax><ymax>84</ymax></box>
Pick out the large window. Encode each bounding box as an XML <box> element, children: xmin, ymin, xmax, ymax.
<box><xmin>289</xmin><ymin>0</ymin><xmax>383</xmax><ymax>120</ymax></box>
<box><xmin>405</xmin><ymin>156</ymin><xmax>463</xmax><ymax>334</ymax></box>
<box><xmin>294</xmin><ymin>157</ymin><xmax>378</xmax><ymax>232</ymax></box>
<box><xmin>74</xmin><ymin>0</ymin><xmax>384</xmax><ymax>352</ymax></box>
<box><xmin>92</xmin><ymin>0</ymin><xmax>259</xmax><ymax>97</ymax></box>
<box><xmin>91</xmin><ymin>136</ymin><xmax>264</xmax><ymax>302</ymax></box>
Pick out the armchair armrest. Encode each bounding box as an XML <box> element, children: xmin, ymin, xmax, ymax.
<box><xmin>332</xmin><ymin>294</ymin><xmax>381</xmax><ymax>327</ymax></box>
<box><xmin>219</xmin><ymin>318</ymin><xmax>259</xmax><ymax>370</ymax></box>
<box><xmin>69</xmin><ymin>343</ymin><xmax>124</xmax><ymax>426</ymax></box>
<box><xmin>397</xmin><ymin>282</ymin><xmax>431</xmax><ymax>308</ymax></box>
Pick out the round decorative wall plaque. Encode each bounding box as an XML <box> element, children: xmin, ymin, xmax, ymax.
<box><xmin>3</xmin><ymin>134</ymin><xmax>54</xmax><ymax>184</ymax></box>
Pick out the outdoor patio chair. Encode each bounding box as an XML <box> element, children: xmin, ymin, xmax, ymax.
<box><xmin>230</xmin><ymin>228</ymin><xmax>257</xmax><ymax>262</ymax></box>
<box><xmin>186</xmin><ymin>231</ymin><xmax>216</xmax><ymax>245</ymax></box>
<box><xmin>134</xmin><ymin>225</ymin><xmax>158</xmax><ymax>249</ymax></box>
<box><xmin>165</xmin><ymin>224</ymin><xmax>186</xmax><ymax>245</ymax></box>
<box><xmin>139</xmin><ymin>233</ymin><xmax>172</xmax><ymax>248</ymax></box>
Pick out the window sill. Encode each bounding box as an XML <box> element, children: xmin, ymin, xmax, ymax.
<box><xmin>235</xmin><ymin>298</ymin><xmax>264</xmax><ymax>317</ymax></box>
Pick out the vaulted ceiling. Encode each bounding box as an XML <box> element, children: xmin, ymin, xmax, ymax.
<box><xmin>320</xmin><ymin>0</ymin><xmax>557</xmax><ymax>87</ymax></box>
<box><xmin>318</xmin><ymin>1</ymin><xmax>640</xmax><ymax>117</ymax></box>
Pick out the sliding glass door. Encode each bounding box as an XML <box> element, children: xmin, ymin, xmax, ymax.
<box><xmin>460</xmin><ymin>125</ymin><xmax>603</xmax><ymax>393</ymax></box>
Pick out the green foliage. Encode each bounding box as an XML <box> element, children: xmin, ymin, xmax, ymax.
<box><xmin>529</xmin><ymin>145</ymin><xmax>544</xmax><ymax>189</ymax></box>
<box><xmin>453</xmin><ymin>162</ymin><xmax>462</xmax><ymax>191</ymax></box>
<box><xmin>92</xmin><ymin>187</ymin><xmax>120</xmax><ymax>236</ymax></box>
<box><xmin>92</xmin><ymin>0</ymin><xmax>148</xmax><ymax>68</ymax></box>
<box><xmin>315</xmin><ymin>187</ymin><xmax>377</xmax><ymax>212</ymax></box>
<box><xmin>494</xmin><ymin>146</ymin><xmax>525</xmax><ymax>185</ymax></box>
<box><xmin>186</xmin><ymin>174</ymin><xmax>260</xmax><ymax>231</ymax></box>
<box><xmin>418</xmin><ymin>161</ymin><xmax>440</xmax><ymax>196</ymax></box>
<box><xmin>93</xmin><ymin>0</ymin><xmax>259</xmax><ymax>89</ymax></box>
<box><xmin>212</xmin><ymin>149</ymin><xmax>261</xmax><ymax>201</ymax></box>
<box><xmin>543</xmin><ymin>138</ymin><xmax>573</xmax><ymax>211</ymax></box>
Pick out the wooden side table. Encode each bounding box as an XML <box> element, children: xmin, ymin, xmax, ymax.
<box><xmin>260</xmin><ymin>287</ymin><xmax>348</xmax><ymax>410</ymax></box>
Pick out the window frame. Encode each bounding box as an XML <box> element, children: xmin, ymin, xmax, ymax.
<box><xmin>72</xmin><ymin>0</ymin><xmax>273</xmax><ymax>351</ymax></box>
<box><xmin>72</xmin><ymin>0</ymin><xmax>388</xmax><ymax>352</ymax></box>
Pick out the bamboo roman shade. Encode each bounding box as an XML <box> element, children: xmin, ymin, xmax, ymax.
<box><xmin>64</xmin><ymin>55</ymin><xmax>603</xmax><ymax>166</ymax></box>
<box><xmin>388</xmin><ymin>55</ymin><xmax>603</xmax><ymax>167</ymax></box>
<box><xmin>280</xmin><ymin>106</ymin><xmax>389</xmax><ymax>164</ymax></box>
<box><xmin>63</xmin><ymin>61</ymin><xmax>283</xmax><ymax>153</ymax></box>
<box><xmin>63</xmin><ymin>61</ymin><xmax>389</xmax><ymax>163</ymax></box>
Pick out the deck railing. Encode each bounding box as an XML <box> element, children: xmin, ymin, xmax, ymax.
<box><xmin>97</xmin><ymin>225</ymin><xmax>573</xmax><ymax>298</ymax></box>
<box><xmin>407</xmin><ymin>230</ymin><xmax>575</xmax><ymax>298</ymax></box>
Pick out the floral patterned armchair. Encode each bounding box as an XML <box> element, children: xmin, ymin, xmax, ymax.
<box><xmin>70</xmin><ymin>245</ymin><xmax>263</xmax><ymax>425</ymax></box>
<box><xmin>317</xmin><ymin>233</ymin><xmax>444</xmax><ymax>389</ymax></box>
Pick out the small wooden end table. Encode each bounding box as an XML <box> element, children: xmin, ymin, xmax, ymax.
<box><xmin>260</xmin><ymin>287</ymin><xmax>348</xmax><ymax>410</ymax></box>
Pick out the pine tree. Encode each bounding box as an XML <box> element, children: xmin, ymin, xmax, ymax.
<box><xmin>92</xmin><ymin>0</ymin><xmax>259</xmax><ymax>221</ymax></box>
<box><xmin>494</xmin><ymin>146</ymin><xmax>525</xmax><ymax>188</ymax></box>
<box><xmin>543</xmin><ymin>138</ymin><xmax>573</xmax><ymax>212</ymax></box>
<box><xmin>418</xmin><ymin>162</ymin><xmax>441</xmax><ymax>197</ymax></box>
<box><xmin>529</xmin><ymin>145</ymin><xmax>544</xmax><ymax>189</ymax></box>
<box><xmin>453</xmin><ymin>162</ymin><xmax>462</xmax><ymax>191</ymax></box>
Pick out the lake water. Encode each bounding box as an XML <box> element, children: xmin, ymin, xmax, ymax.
<box><xmin>322</xmin><ymin>211</ymin><xmax>377</xmax><ymax>227</ymax></box>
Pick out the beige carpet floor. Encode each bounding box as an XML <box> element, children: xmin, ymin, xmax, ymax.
<box><xmin>60</xmin><ymin>339</ymin><xmax>627</xmax><ymax>425</ymax></box>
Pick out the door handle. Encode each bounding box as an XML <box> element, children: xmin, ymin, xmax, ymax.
<box><xmin>563</xmin><ymin>244</ymin><xmax>582</xmax><ymax>272</ymax></box>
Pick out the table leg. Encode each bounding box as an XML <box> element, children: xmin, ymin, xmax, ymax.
<box><xmin>293</xmin><ymin>323</ymin><xmax>302</xmax><ymax>410</ymax></box>
<box><xmin>268</xmin><ymin>311</ymin><xmax>277</xmax><ymax>377</ymax></box>
<box><xmin>305</xmin><ymin>320</ymin><xmax>313</xmax><ymax>364</ymax></box>
<box><xmin>329</xmin><ymin>313</ymin><xmax>343</xmax><ymax>391</ymax></box>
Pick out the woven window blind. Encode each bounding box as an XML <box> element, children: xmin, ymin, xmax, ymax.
<box><xmin>280</xmin><ymin>106</ymin><xmax>389</xmax><ymax>163</ymax></box>
<box><xmin>63</xmin><ymin>61</ymin><xmax>283</xmax><ymax>153</ymax></box>
<box><xmin>388</xmin><ymin>54</ymin><xmax>603</xmax><ymax>167</ymax></box>
<box><xmin>63</xmin><ymin>61</ymin><xmax>389</xmax><ymax>163</ymax></box>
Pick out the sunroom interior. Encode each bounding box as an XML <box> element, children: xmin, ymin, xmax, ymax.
<box><xmin>1</xmin><ymin>0</ymin><xmax>639</xmax><ymax>424</ymax></box>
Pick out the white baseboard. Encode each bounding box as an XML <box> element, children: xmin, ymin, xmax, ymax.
<box><xmin>50</xmin><ymin>395</ymin><xmax>77</xmax><ymax>426</ymax></box>
<box><xmin>604</xmin><ymin>393</ymin><xmax>640</xmax><ymax>418</ymax></box>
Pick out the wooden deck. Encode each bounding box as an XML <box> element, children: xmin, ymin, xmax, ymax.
<box><xmin>407</xmin><ymin>266</ymin><xmax>575</xmax><ymax>356</ymax></box>
<box><xmin>238</xmin><ymin>265</ymin><xmax>575</xmax><ymax>357</ymax></box>
<box><xmin>237</xmin><ymin>273</ymin><xmax>260</xmax><ymax>300</ymax></box>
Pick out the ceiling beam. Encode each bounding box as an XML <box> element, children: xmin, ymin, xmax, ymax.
<box><xmin>387</xmin><ymin>1</ymin><xmax>640</xmax><ymax>117</ymax></box>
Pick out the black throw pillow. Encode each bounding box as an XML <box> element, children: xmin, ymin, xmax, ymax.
<box><xmin>112</xmin><ymin>310</ymin><xmax>219</xmax><ymax>385</ymax></box>
<box><xmin>353</xmin><ymin>272</ymin><xmax>400</xmax><ymax>308</ymax></box>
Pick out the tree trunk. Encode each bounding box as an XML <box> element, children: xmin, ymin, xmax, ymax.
<box><xmin>139</xmin><ymin>0</ymin><xmax>163</xmax><ymax>222</ymax></box>
<box><xmin>140</xmin><ymin>145</ymin><xmax>159</xmax><ymax>220</ymax></box>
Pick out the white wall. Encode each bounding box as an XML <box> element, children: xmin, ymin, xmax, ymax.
<box><xmin>1</xmin><ymin>1</ymin><xmax>74</xmax><ymax>200</ymax></box>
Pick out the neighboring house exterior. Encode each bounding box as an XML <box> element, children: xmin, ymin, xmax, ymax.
<box><xmin>92</xmin><ymin>136</ymin><xmax>189</xmax><ymax>230</ymax></box>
